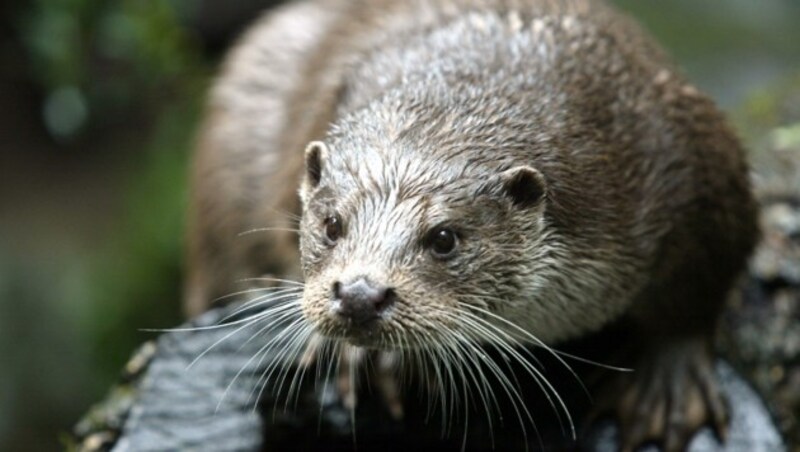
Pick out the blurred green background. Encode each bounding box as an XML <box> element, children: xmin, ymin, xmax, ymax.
<box><xmin>0</xmin><ymin>0</ymin><xmax>798</xmax><ymax>450</ymax></box>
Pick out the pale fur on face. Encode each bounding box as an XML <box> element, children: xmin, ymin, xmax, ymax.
<box><xmin>297</xmin><ymin>116</ymin><xmax>638</xmax><ymax>348</ymax></box>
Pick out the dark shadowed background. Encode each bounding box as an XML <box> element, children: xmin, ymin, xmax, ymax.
<box><xmin>1</xmin><ymin>0</ymin><xmax>799</xmax><ymax>450</ymax></box>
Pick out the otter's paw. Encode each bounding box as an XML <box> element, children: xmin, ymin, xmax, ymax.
<box><xmin>600</xmin><ymin>341</ymin><xmax>728</xmax><ymax>452</ymax></box>
<box><xmin>299</xmin><ymin>338</ymin><xmax>404</xmax><ymax>419</ymax></box>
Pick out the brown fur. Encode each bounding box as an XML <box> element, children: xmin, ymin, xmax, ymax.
<box><xmin>185</xmin><ymin>0</ymin><xmax>757</xmax><ymax>449</ymax></box>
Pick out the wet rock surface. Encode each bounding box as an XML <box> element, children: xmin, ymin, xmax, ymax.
<box><xmin>71</xmin><ymin>303</ymin><xmax>786</xmax><ymax>451</ymax></box>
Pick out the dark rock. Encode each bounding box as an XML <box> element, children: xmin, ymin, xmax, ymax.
<box><xmin>72</xmin><ymin>302</ymin><xmax>785</xmax><ymax>451</ymax></box>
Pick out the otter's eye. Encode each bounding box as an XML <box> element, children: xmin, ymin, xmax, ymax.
<box><xmin>323</xmin><ymin>216</ymin><xmax>342</xmax><ymax>243</ymax></box>
<box><xmin>427</xmin><ymin>227</ymin><xmax>457</xmax><ymax>258</ymax></box>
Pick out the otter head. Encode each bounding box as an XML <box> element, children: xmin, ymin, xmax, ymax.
<box><xmin>297</xmin><ymin>131</ymin><xmax>550</xmax><ymax>349</ymax></box>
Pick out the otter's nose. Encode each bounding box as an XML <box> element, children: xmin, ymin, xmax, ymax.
<box><xmin>332</xmin><ymin>278</ymin><xmax>395</xmax><ymax>324</ymax></box>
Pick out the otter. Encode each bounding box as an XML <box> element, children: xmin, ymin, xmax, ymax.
<box><xmin>185</xmin><ymin>0</ymin><xmax>758</xmax><ymax>450</ymax></box>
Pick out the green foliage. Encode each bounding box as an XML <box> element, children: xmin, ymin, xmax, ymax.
<box><xmin>734</xmin><ymin>75</ymin><xmax>800</xmax><ymax>139</ymax></box>
<box><xmin>20</xmin><ymin>0</ymin><xmax>207</xmax><ymax>139</ymax></box>
<box><xmin>84</xmin><ymin>97</ymin><xmax>200</xmax><ymax>380</ymax></box>
<box><xmin>17</xmin><ymin>0</ymin><xmax>210</xmax><ymax>380</ymax></box>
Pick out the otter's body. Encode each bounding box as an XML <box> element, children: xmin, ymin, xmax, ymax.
<box><xmin>186</xmin><ymin>0</ymin><xmax>758</xmax><ymax>450</ymax></box>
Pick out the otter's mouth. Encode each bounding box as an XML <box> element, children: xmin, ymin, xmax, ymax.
<box><xmin>313</xmin><ymin>318</ymin><xmax>394</xmax><ymax>348</ymax></box>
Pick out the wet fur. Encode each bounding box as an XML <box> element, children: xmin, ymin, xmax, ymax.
<box><xmin>186</xmin><ymin>0</ymin><xmax>758</xmax><ymax>448</ymax></box>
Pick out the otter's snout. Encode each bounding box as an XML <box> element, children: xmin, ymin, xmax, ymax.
<box><xmin>331</xmin><ymin>278</ymin><xmax>396</xmax><ymax>324</ymax></box>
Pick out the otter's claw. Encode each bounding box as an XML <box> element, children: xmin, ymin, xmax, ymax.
<box><xmin>335</xmin><ymin>345</ymin><xmax>365</xmax><ymax>411</ymax></box>
<box><xmin>376</xmin><ymin>350</ymin><xmax>404</xmax><ymax>419</ymax></box>
<box><xmin>299</xmin><ymin>336</ymin><xmax>404</xmax><ymax>420</ymax></box>
<box><xmin>597</xmin><ymin>340</ymin><xmax>728</xmax><ymax>452</ymax></box>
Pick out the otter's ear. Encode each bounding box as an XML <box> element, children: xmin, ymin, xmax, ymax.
<box><xmin>499</xmin><ymin>166</ymin><xmax>547</xmax><ymax>208</ymax></box>
<box><xmin>304</xmin><ymin>141</ymin><xmax>328</xmax><ymax>188</ymax></box>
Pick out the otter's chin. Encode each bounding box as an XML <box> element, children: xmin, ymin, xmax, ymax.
<box><xmin>300</xmin><ymin>309</ymin><xmax>385</xmax><ymax>348</ymax></box>
<box><xmin>339</xmin><ymin>335</ymin><xmax>386</xmax><ymax>349</ymax></box>
<box><xmin>318</xmin><ymin>321</ymin><xmax>392</xmax><ymax>349</ymax></box>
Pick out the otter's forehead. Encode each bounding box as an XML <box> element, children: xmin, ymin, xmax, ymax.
<box><xmin>323</xmin><ymin>141</ymin><xmax>470</xmax><ymax>199</ymax></box>
<box><xmin>314</xmin><ymin>140</ymin><xmax>497</xmax><ymax>245</ymax></box>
